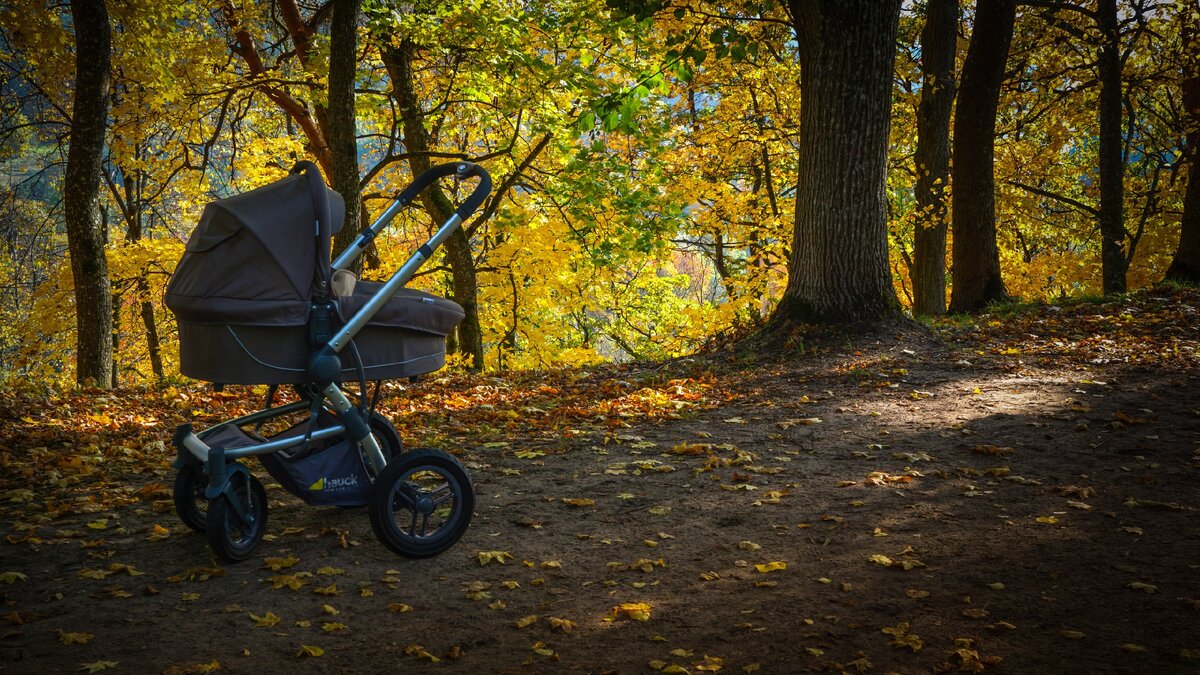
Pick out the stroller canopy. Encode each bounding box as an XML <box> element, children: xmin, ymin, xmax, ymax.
<box><xmin>167</xmin><ymin>172</ymin><xmax>345</xmax><ymax>326</ymax></box>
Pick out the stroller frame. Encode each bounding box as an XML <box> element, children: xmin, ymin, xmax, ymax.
<box><xmin>170</xmin><ymin>162</ymin><xmax>491</xmax><ymax>561</ymax></box>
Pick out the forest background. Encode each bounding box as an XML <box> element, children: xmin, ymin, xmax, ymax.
<box><xmin>1</xmin><ymin>0</ymin><xmax>1197</xmax><ymax>387</ymax></box>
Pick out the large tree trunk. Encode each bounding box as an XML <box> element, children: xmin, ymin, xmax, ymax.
<box><xmin>1097</xmin><ymin>0</ymin><xmax>1127</xmax><ymax>293</ymax></box>
<box><xmin>948</xmin><ymin>0</ymin><xmax>1015</xmax><ymax>313</ymax></box>
<box><xmin>1164</xmin><ymin>10</ymin><xmax>1200</xmax><ymax>283</ymax></box>
<box><xmin>911</xmin><ymin>0</ymin><xmax>959</xmax><ymax>316</ymax></box>
<box><xmin>766</xmin><ymin>0</ymin><xmax>902</xmax><ymax>327</ymax></box>
<box><xmin>382</xmin><ymin>41</ymin><xmax>485</xmax><ymax>370</ymax></box>
<box><xmin>65</xmin><ymin>0</ymin><xmax>114</xmax><ymax>387</ymax></box>
<box><xmin>328</xmin><ymin>0</ymin><xmax>362</xmax><ymax>261</ymax></box>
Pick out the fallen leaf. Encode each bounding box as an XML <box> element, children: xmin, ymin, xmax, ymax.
<box><xmin>297</xmin><ymin>645</ymin><xmax>324</xmax><ymax>657</ymax></box>
<box><xmin>249</xmin><ymin>611</ymin><xmax>280</xmax><ymax>628</ymax></box>
<box><xmin>477</xmin><ymin>551</ymin><xmax>516</xmax><ymax>565</ymax></box>
<box><xmin>58</xmin><ymin>630</ymin><xmax>94</xmax><ymax>645</ymax></box>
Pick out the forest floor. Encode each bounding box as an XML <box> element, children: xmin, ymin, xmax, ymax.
<box><xmin>1</xmin><ymin>288</ymin><xmax>1199</xmax><ymax>675</ymax></box>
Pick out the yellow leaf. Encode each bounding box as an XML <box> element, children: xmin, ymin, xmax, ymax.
<box><xmin>1060</xmin><ymin>630</ymin><xmax>1086</xmax><ymax>639</ymax></box>
<box><xmin>263</xmin><ymin>556</ymin><xmax>299</xmax><ymax>572</ymax></box>
<box><xmin>662</xmin><ymin>667</ymin><xmax>689</xmax><ymax>674</ymax></box>
<box><xmin>79</xmin><ymin>661</ymin><xmax>119</xmax><ymax>673</ymax></box>
<box><xmin>146</xmin><ymin>524</ymin><xmax>171</xmax><ymax>542</ymax></box>
<box><xmin>0</xmin><ymin>572</ymin><xmax>27</xmax><ymax>584</ymax></box>
<box><xmin>404</xmin><ymin>644</ymin><xmax>440</xmax><ymax>662</ymax></box>
<box><xmin>477</xmin><ymin>551</ymin><xmax>515</xmax><ymax>565</ymax></box>
<box><xmin>743</xmin><ymin>664</ymin><xmax>761</xmax><ymax>672</ymax></box>
<box><xmin>869</xmin><ymin>554</ymin><xmax>894</xmax><ymax>567</ymax></box>
<box><xmin>387</xmin><ymin>603</ymin><xmax>412</xmax><ymax>613</ymax></box>
<box><xmin>549</xmin><ymin>617</ymin><xmax>576</xmax><ymax>633</ymax></box>
<box><xmin>267</xmin><ymin>575</ymin><xmax>304</xmax><ymax>591</ymax></box>
<box><xmin>322</xmin><ymin>605</ymin><xmax>339</xmax><ymax>616</ymax></box>
<box><xmin>989</xmin><ymin>583</ymin><xmax>1005</xmax><ymax>590</ymax></box>
<box><xmin>515</xmin><ymin>615</ymin><xmax>538</xmax><ymax>628</ymax></box>
<box><xmin>1127</xmin><ymin>582</ymin><xmax>1157</xmax><ymax>593</ymax></box>
<box><xmin>315</xmin><ymin>566</ymin><xmax>345</xmax><ymax>576</ymax></box>
<box><xmin>312</xmin><ymin>584</ymin><xmax>339</xmax><ymax>596</ymax></box>
<box><xmin>613</xmin><ymin>602</ymin><xmax>652</xmax><ymax>621</ymax></box>
<box><xmin>754</xmin><ymin>561</ymin><xmax>786</xmax><ymax>573</ymax></box>
<box><xmin>181</xmin><ymin>592</ymin><xmax>200</xmax><ymax>601</ymax></box>
<box><xmin>649</xmin><ymin>660</ymin><xmax>668</xmax><ymax>670</ymax></box>
<box><xmin>562</xmin><ymin>498</ymin><xmax>595</xmax><ymax>507</ymax></box>
<box><xmin>321</xmin><ymin>622</ymin><xmax>347</xmax><ymax>632</ymax></box>
<box><xmin>882</xmin><ymin>622</ymin><xmax>923</xmax><ymax>651</ymax></box>
<box><xmin>87</xmin><ymin>519</ymin><xmax>109</xmax><ymax>530</ymax></box>
<box><xmin>58</xmin><ymin>630</ymin><xmax>94</xmax><ymax>645</ymax></box>
<box><xmin>737</xmin><ymin>541</ymin><xmax>761</xmax><ymax>551</ymax></box>
<box><xmin>1036</xmin><ymin>516</ymin><xmax>1059</xmax><ymax>524</ymax></box>
<box><xmin>297</xmin><ymin>645</ymin><xmax>324</xmax><ymax>657</ymax></box>
<box><xmin>500</xmin><ymin>581</ymin><xmax>520</xmax><ymax>589</ymax></box>
<box><xmin>1120</xmin><ymin>643</ymin><xmax>1146</xmax><ymax>653</ymax></box>
<box><xmin>249</xmin><ymin>611</ymin><xmax>280</xmax><ymax>628</ymax></box>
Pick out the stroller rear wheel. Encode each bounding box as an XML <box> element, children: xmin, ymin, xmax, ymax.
<box><xmin>368</xmin><ymin>448</ymin><xmax>473</xmax><ymax>558</ymax></box>
<box><xmin>172</xmin><ymin>463</ymin><xmax>208</xmax><ymax>532</ymax></box>
<box><xmin>206</xmin><ymin>467</ymin><xmax>268</xmax><ymax>562</ymax></box>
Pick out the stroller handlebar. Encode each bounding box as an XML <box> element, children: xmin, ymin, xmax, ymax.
<box><xmin>331</xmin><ymin>162</ymin><xmax>492</xmax><ymax>273</ymax></box>
<box><xmin>393</xmin><ymin>162</ymin><xmax>493</xmax><ymax>221</ymax></box>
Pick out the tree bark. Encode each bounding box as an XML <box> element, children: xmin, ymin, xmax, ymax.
<box><xmin>911</xmin><ymin>0</ymin><xmax>959</xmax><ymax>316</ymax></box>
<box><xmin>328</xmin><ymin>0</ymin><xmax>362</xmax><ymax>262</ymax></box>
<box><xmin>766</xmin><ymin>0</ymin><xmax>903</xmax><ymax>327</ymax></box>
<box><xmin>382</xmin><ymin>41</ymin><xmax>485</xmax><ymax>370</ymax></box>
<box><xmin>948</xmin><ymin>0</ymin><xmax>1015</xmax><ymax>313</ymax></box>
<box><xmin>1164</xmin><ymin>9</ymin><xmax>1200</xmax><ymax>283</ymax></box>
<box><xmin>1097</xmin><ymin>0</ymin><xmax>1126</xmax><ymax>293</ymax></box>
<box><xmin>65</xmin><ymin>0</ymin><xmax>114</xmax><ymax>387</ymax></box>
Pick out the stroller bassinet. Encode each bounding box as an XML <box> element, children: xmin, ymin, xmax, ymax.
<box><xmin>166</xmin><ymin>172</ymin><xmax>464</xmax><ymax>384</ymax></box>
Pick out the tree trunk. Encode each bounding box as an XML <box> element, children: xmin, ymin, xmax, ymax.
<box><xmin>766</xmin><ymin>0</ymin><xmax>902</xmax><ymax>327</ymax></box>
<box><xmin>1097</xmin><ymin>0</ymin><xmax>1127</xmax><ymax>293</ymax></box>
<box><xmin>911</xmin><ymin>0</ymin><xmax>959</xmax><ymax>316</ymax></box>
<box><xmin>1164</xmin><ymin>10</ymin><xmax>1199</xmax><ymax>282</ymax></box>
<box><xmin>382</xmin><ymin>41</ymin><xmax>485</xmax><ymax>370</ymax></box>
<box><xmin>328</xmin><ymin>0</ymin><xmax>362</xmax><ymax>262</ymax></box>
<box><xmin>948</xmin><ymin>0</ymin><xmax>1015</xmax><ymax>313</ymax></box>
<box><xmin>65</xmin><ymin>0</ymin><xmax>114</xmax><ymax>387</ymax></box>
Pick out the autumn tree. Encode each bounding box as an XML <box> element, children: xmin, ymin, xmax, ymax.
<box><xmin>1165</xmin><ymin>5</ymin><xmax>1200</xmax><ymax>283</ymax></box>
<box><xmin>766</xmin><ymin>0</ymin><xmax>903</xmax><ymax>327</ymax></box>
<box><xmin>328</xmin><ymin>0</ymin><xmax>362</xmax><ymax>260</ymax></box>
<box><xmin>64</xmin><ymin>0</ymin><xmax>115</xmax><ymax>387</ymax></box>
<box><xmin>949</xmin><ymin>0</ymin><xmax>1016</xmax><ymax>313</ymax></box>
<box><xmin>910</xmin><ymin>0</ymin><xmax>959</xmax><ymax>316</ymax></box>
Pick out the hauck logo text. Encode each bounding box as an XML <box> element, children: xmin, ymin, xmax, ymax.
<box><xmin>308</xmin><ymin>474</ymin><xmax>360</xmax><ymax>492</ymax></box>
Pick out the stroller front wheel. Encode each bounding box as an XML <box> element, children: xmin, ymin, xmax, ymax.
<box><xmin>368</xmin><ymin>448</ymin><xmax>473</xmax><ymax>558</ymax></box>
<box><xmin>172</xmin><ymin>463</ymin><xmax>208</xmax><ymax>532</ymax></box>
<box><xmin>206</xmin><ymin>468</ymin><xmax>268</xmax><ymax>562</ymax></box>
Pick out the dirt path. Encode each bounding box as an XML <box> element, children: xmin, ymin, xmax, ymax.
<box><xmin>1</xmin><ymin>293</ymin><xmax>1198</xmax><ymax>674</ymax></box>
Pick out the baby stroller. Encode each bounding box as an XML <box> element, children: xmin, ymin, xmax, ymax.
<box><xmin>164</xmin><ymin>160</ymin><xmax>490</xmax><ymax>562</ymax></box>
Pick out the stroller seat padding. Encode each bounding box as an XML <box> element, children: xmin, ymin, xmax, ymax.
<box><xmin>338</xmin><ymin>281</ymin><xmax>464</xmax><ymax>337</ymax></box>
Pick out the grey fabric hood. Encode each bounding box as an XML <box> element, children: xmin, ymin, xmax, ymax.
<box><xmin>166</xmin><ymin>172</ymin><xmax>344</xmax><ymax>326</ymax></box>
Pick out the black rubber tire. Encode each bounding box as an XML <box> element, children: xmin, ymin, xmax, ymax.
<box><xmin>368</xmin><ymin>448</ymin><xmax>474</xmax><ymax>558</ymax></box>
<box><xmin>206</xmin><ymin>469</ymin><xmax>268</xmax><ymax>562</ymax></box>
<box><xmin>172</xmin><ymin>463</ymin><xmax>208</xmax><ymax>533</ymax></box>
